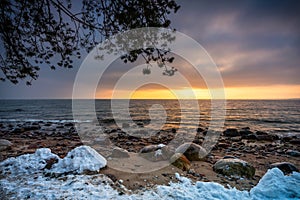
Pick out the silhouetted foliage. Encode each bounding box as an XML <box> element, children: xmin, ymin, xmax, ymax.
<box><xmin>0</xmin><ymin>0</ymin><xmax>180</xmax><ymax>85</ymax></box>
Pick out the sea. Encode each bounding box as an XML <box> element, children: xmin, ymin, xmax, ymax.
<box><xmin>0</xmin><ymin>99</ymin><xmax>299</xmax><ymax>137</ymax></box>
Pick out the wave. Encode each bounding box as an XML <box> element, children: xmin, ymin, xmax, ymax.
<box><xmin>0</xmin><ymin>119</ymin><xmax>92</xmax><ymax>123</ymax></box>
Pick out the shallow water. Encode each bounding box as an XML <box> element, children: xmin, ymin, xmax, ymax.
<box><xmin>0</xmin><ymin>99</ymin><xmax>299</xmax><ymax>136</ymax></box>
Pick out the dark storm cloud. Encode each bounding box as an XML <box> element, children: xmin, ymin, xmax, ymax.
<box><xmin>169</xmin><ymin>0</ymin><xmax>300</xmax><ymax>87</ymax></box>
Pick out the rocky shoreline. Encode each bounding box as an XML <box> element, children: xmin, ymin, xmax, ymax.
<box><xmin>0</xmin><ymin>121</ymin><xmax>299</xmax><ymax>191</ymax></box>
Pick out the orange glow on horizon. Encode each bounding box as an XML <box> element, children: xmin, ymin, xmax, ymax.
<box><xmin>96</xmin><ymin>85</ymin><xmax>300</xmax><ymax>100</ymax></box>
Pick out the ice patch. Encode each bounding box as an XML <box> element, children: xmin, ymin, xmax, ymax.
<box><xmin>50</xmin><ymin>146</ymin><xmax>107</xmax><ymax>174</ymax></box>
<box><xmin>0</xmin><ymin>148</ymin><xmax>59</xmax><ymax>175</ymax></box>
<box><xmin>250</xmin><ymin>168</ymin><xmax>300</xmax><ymax>199</ymax></box>
<box><xmin>1</xmin><ymin>147</ymin><xmax>299</xmax><ymax>199</ymax></box>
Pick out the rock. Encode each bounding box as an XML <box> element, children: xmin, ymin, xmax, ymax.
<box><xmin>286</xmin><ymin>150</ymin><xmax>300</xmax><ymax>157</ymax></box>
<box><xmin>223</xmin><ymin>128</ymin><xmax>240</xmax><ymax>137</ymax></box>
<box><xmin>255</xmin><ymin>131</ymin><xmax>279</xmax><ymax>141</ymax></box>
<box><xmin>231</xmin><ymin>136</ymin><xmax>242</xmax><ymax>142</ymax></box>
<box><xmin>170</xmin><ymin>153</ymin><xmax>191</xmax><ymax>171</ymax></box>
<box><xmin>197</xmin><ymin>127</ymin><xmax>205</xmax><ymax>133</ymax></box>
<box><xmin>64</xmin><ymin>123</ymin><xmax>73</xmax><ymax>127</ymax></box>
<box><xmin>136</xmin><ymin>122</ymin><xmax>144</xmax><ymax>127</ymax></box>
<box><xmin>242</xmin><ymin>134</ymin><xmax>257</xmax><ymax>140</ymax></box>
<box><xmin>139</xmin><ymin>144</ymin><xmax>173</xmax><ymax>162</ymax></box>
<box><xmin>223</xmin><ymin>155</ymin><xmax>237</xmax><ymax>159</ymax></box>
<box><xmin>122</xmin><ymin>123</ymin><xmax>129</xmax><ymax>128</ymax></box>
<box><xmin>175</xmin><ymin>143</ymin><xmax>207</xmax><ymax>161</ymax></box>
<box><xmin>43</xmin><ymin>157</ymin><xmax>59</xmax><ymax>169</ymax></box>
<box><xmin>24</xmin><ymin>125</ymin><xmax>40</xmax><ymax>131</ymax></box>
<box><xmin>289</xmin><ymin>139</ymin><xmax>300</xmax><ymax>144</ymax></box>
<box><xmin>255</xmin><ymin>131</ymin><xmax>267</xmax><ymax>135</ymax></box>
<box><xmin>139</xmin><ymin>145</ymin><xmax>161</xmax><ymax>153</ymax></box>
<box><xmin>12</xmin><ymin>127</ymin><xmax>24</xmax><ymax>133</ymax></box>
<box><xmin>0</xmin><ymin>139</ymin><xmax>12</xmax><ymax>151</ymax></box>
<box><xmin>269</xmin><ymin>162</ymin><xmax>299</xmax><ymax>175</ymax></box>
<box><xmin>213</xmin><ymin>158</ymin><xmax>255</xmax><ymax>178</ymax></box>
<box><xmin>111</xmin><ymin>147</ymin><xmax>130</xmax><ymax>158</ymax></box>
<box><xmin>239</xmin><ymin>127</ymin><xmax>253</xmax><ymax>136</ymax></box>
<box><xmin>218</xmin><ymin>143</ymin><xmax>230</xmax><ymax>148</ymax></box>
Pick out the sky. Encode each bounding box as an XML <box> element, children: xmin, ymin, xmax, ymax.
<box><xmin>0</xmin><ymin>0</ymin><xmax>300</xmax><ymax>99</ymax></box>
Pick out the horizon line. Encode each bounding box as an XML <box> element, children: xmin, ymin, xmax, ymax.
<box><xmin>0</xmin><ymin>98</ymin><xmax>299</xmax><ymax>101</ymax></box>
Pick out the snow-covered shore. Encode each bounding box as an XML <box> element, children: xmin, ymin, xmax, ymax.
<box><xmin>0</xmin><ymin>146</ymin><xmax>299</xmax><ymax>199</ymax></box>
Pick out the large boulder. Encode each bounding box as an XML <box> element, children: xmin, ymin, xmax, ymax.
<box><xmin>175</xmin><ymin>143</ymin><xmax>207</xmax><ymax>161</ymax></box>
<box><xmin>213</xmin><ymin>158</ymin><xmax>255</xmax><ymax>178</ymax></box>
<box><xmin>170</xmin><ymin>153</ymin><xmax>191</xmax><ymax>171</ymax></box>
<box><xmin>269</xmin><ymin>162</ymin><xmax>299</xmax><ymax>175</ymax></box>
<box><xmin>0</xmin><ymin>139</ymin><xmax>12</xmax><ymax>151</ymax></box>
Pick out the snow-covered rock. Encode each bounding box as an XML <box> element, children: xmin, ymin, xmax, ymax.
<box><xmin>50</xmin><ymin>145</ymin><xmax>107</xmax><ymax>174</ymax></box>
<box><xmin>250</xmin><ymin>168</ymin><xmax>300</xmax><ymax>199</ymax></box>
<box><xmin>0</xmin><ymin>148</ymin><xmax>59</xmax><ymax>175</ymax></box>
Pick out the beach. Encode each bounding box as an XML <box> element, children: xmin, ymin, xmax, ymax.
<box><xmin>0</xmin><ymin>99</ymin><xmax>300</xmax><ymax>198</ymax></box>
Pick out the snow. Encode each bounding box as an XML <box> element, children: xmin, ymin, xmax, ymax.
<box><xmin>50</xmin><ymin>145</ymin><xmax>107</xmax><ymax>174</ymax></box>
<box><xmin>1</xmin><ymin>147</ymin><xmax>300</xmax><ymax>199</ymax></box>
<box><xmin>0</xmin><ymin>148</ymin><xmax>59</xmax><ymax>175</ymax></box>
<box><xmin>250</xmin><ymin>167</ymin><xmax>300</xmax><ymax>199</ymax></box>
<box><xmin>157</xmin><ymin>144</ymin><xmax>166</xmax><ymax>148</ymax></box>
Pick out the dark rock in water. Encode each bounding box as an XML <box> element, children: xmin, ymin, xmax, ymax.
<box><xmin>12</xmin><ymin>127</ymin><xmax>24</xmax><ymax>133</ymax></box>
<box><xmin>269</xmin><ymin>162</ymin><xmax>299</xmax><ymax>175</ymax></box>
<box><xmin>223</xmin><ymin>155</ymin><xmax>237</xmax><ymax>159</ymax></box>
<box><xmin>255</xmin><ymin>132</ymin><xmax>279</xmax><ymax>141</ymax></box>
<box><xmin>242</xmin><ymin>134</ymin><xmax>257</xmax><ymax>140</ymax></box>
<box><xmin>171</xmin><ymin>128</ymin><xmax>177</xmax><ymax>133</ymax></box>
<box><xmin>286</xmin><ymin>150</ymin><xmax>300</xmax><ymax>157</ymax></box>
<box><xmin>24</xmin><ymin>125</ymin><xmax>40</xmax><ymax>131</ymax></box>
<box><xmin>197</xmin><ymin>127</ymin><xmax>204</xmax><ymax>133</ymax></box>
<box><xmin>223</xmin><ymin>128</ymin><xmax>240</xmax><ymax>137</ymax></box>
<box><xmin>44</xmin><ymin>122</ymin><xmax>52</xmax><ymax>126</ymax></box>
<box><xmin>64</xmin><ymin>123</ymin><xmax>73</xmax><ymax>127</ymax></box>
<box><xmin>289</xmin><ymin>139</ymin><xmax>300</xmax><ymax>144</ymax></box>
<box><xmin>213</xmin><ymin>158</ymin><xmax>255</xmax><ymax>178</ymax></box>
<box><xmin>255</xmin><ymin>131</ymin><xmax>267</xmax><ymax>135</ymax></box>
<box><xmin>239</xmin><ymin>127</ymin><xmax>253</xmax><ymax>136</ymax></box>
<box><xmin>0</xmin><ymin>139</ymin><xmax>12</xmax><ymax>151</ymax></box>
<box><xmin>111</xmin><ymin>147</ymin><xmax>130</xmax><ymax>158</ymax></box>
<box><xmin>136</xmin><ymin>122</ymin><xmax>144</xmax><ymax>127</ymax></box>
<box><xmin>170</xmin><ymin>153</ymin><xmax>191</xmax><ymax>171</ymax></box>
<box><xmin>175</xmin><ymin>143</ymin><xmax>207</xmax><ymax>161</ymax></box>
